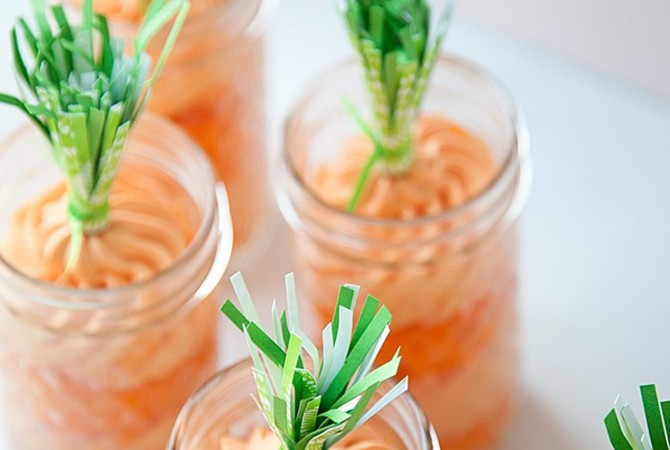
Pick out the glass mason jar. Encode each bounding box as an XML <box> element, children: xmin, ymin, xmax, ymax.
<box><xmin>0</xmin><ymin>115</ymin><xmax>233</xmax><ymax>450</ymax></box>
<box><xmin>276</xmin><ymin>56</ymin><xmax>532</xmax><ymax>450</ymax></box>
<box><xmin>66</xmin><ymin>0</ymin><xmax>277</xmax><ymax>268</ymax></box>
<box><xmin>167</xmin><ymin>358</ymin><xmax>440</xmax><ymax>450</ymax></box>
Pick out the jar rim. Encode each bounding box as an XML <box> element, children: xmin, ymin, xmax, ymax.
<box><xmin>279</xmin><ymin>54</ymin><xmax>532</xmax><ymax>230</ymax></box>
<box><xmin>0</xmin><ymin>114</ymin><xmax>220</xmax><ymax>309</ymax></box>
<box><xmin>180</xmin><ymin>0</ymin><xmax>278</xmax><ymax>42</ymax></box>
<box><xmin>63</xmin><ymin>0</ymin><xmax>278</xmax><ymax>43</ymax></box>
<box><xmin>168</xmin><ymin>357</ymin><xmax>440</xmax><ymax>449</ymax></box>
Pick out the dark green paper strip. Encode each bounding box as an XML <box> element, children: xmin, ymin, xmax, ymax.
<box><xmin>605</xmin><ymin>409</ymin><xmax>635</xmax><ymax>450</ymax></box>
<box><xmin>641</xmin><ymin>384</ymin><xmax>668</xmax><ymax>449</ymax></box>
<box><xmin>322</xmin><ymin>305</ymin><xmax>392</xmax><ymax>408</ymax></box>
<box><xmin>661</xmin><ymin>401</ymin><xmax>670</xmax><ymax>445</ymax></box>
<box><xmin>332</xmin><ymin>285</ymin><xmax>356</xmax><ymax>340</ymax></box>
<box><xmin>221</xmin><ymin>300</ymin><xmax>287</xmax><ymax>367</ymax></box>
<box><xmin>350</xmin><ymin>295</ymin><xmax>380</xmax><ymax>350</ymax></box>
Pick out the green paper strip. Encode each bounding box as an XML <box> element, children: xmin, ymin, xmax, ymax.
<box><xmin>274</xmin><ymin>396</ymin><xmax>290</xmax><ymax>438</ymax></box>
<box><xmin>641</xmin><ymin>385</ymin><xmax>668</xmax><ymax>449</ymax></box>
<box><xmin>222</xmin><ymin>300</ymin><xmax>287</xmax><ymax>367</ymax></box>
<box><xmin>661</xmin><ymin>401</ymin><xmax>670</xmax><ymax>445</ymax></box>
<box><xmin>271</xmin><ymin>301</ymin><xmax>285</xmax><ymax>350</ymax></box>
<box><xmin>319</xmin><ymin>324</ymin><xmax>334</xmax><ymax>390</ymax></box>
<box><xmin>282</xmin><ymin>333</ymin><xmax>303</xmax><ymax>396</ymax></box>
<box><xmin>280</xmin><ymin>313</ymin><xmax>295</xmax><ymax>361</ymax></box>
<box><xmin>618</xmin><ymin>397</ymin><xmax>650</xmax><ymax>449</ymax></box>
<box><xmin>231</xmin><ymin>272</ymin><xmax>262</xmax><ymax>325</ymax></box>
<box><xmin>296</xmin><ymin>368</ymin><xmax>318</xmax><ymax>400</ymax></box>
<box><xmin>355</xmin><ymin>376</ymin><xmax>408</xmax><ymax>430</ymax></box>
<box><xmin>352</xmin><ymin>325</ymin><xmax>390</xmax><ymax>385</ymax></box>
<box><xmin>351</xmin><ymin>295</ymin><xmax>380</xmax><ymax>350</ymax></box>
<box><xmin>244</xmin><ymin>328</ymin><xmax>275</xmax><ymax>421</ymax></box>
<box><xmin>320</xmin><ymin>409</ymin><xmax>351</xmax><ymax>425</ymax></box>
<box><xmin>332</xmin><ymin>285</ymin><xmax>356</xmax><ymax>340</ymax></box>
<box><xmin>299</xmin><ymin>396</ymin><xmax>322</xmax><ymax>439</ymax></box>
<box><xmin>606</xmin><ymin>409</ymin><xmax>635</xmax><ymax>450</ymax></box>
<box><xmin>339</xmin><ymin>383</ymin><xmax>379</xmax><ymax>438</ymax></box>
<box><xmin>321</xmin><ymin>307</ymin><xmax>354</xmax><ymax>390</ymax></box>
<box><xmin>304</xmin><ymin>424</ymin><xmax>346</xmax><ymax>450</ymax></box>
<box><xmin>322</xmin><ymin>305</ymin><xmax>392</xmax><ymax>408</ymax></box>
<box><xmin>333</xmin><ymin>349</ymin><xmax>400</xmax><ymax>409</ymax></box>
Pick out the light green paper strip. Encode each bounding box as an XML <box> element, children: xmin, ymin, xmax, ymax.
<box><xmin>334</xmin><ymin>349</ymin><xmax>400</xmax><ymax>409</ymax></box>
<box><xmin>299</xmin><ymin>396</ymin><xmax>322</xmax><ymax>439</ymax></box>
<box><xmin>321</xmin><ymin>307</ymin><xmax>354</xmax><ymax>389</ymax></box>
<box><xmin>352</xmin><ymin>325</ymin><xmax>390</xmax><ymax>385</ymax></box>
<box><xmin>318</xmin><ymin>323</ymin><xmax>335</xmax><ymax>392</ymax></box>
<box><xmin>617</xmin><ymin>397</ymin><xmax>650</xmax><ymax>450</ymax></box>
<box><xmin>320</xmin><ymin>409</ymin><xmax>351</xmax><ymax>425</ymax></box>
<box><xmin>231</xmin><ymin>272</ymin><xmax>262</xmax><ymax>326</ymax></box>
<box><xmin>355</xmin><ymin>376</ymin><xmax>409</xmax><ymax>430</ymax></box>
<box><xmin>271</xmin><ymin>300</ymin><xmax>285</xmax><ymax>350</ymax></box>
<box><xmin>282</xmin><ymin>333</ymin><xmax>303</xmax><ymax>396</ymax></box>
<box><xmin>606</xmin><ymin>409</ymin><xmax>636</xmax><ymax>450</ymax></box>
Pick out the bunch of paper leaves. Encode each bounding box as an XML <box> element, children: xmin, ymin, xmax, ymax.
<box><xmin>338</xmin><ymin>0</ymin><xmax>452</xmax><ymax>209</ymax></box>
<box><xmin>222</xmin><ymin>273</ymin><xmax>408</xmax><ymax>450</ymax></box>
<box><xmin>606</xmin><ymin>384</ymin><xmax>670</xmax><ymax>450</ymax></box>
<box><xmin>0</xmin><ymin>0</ymin><xmax>188</xmax><ymax>234</ymax></box>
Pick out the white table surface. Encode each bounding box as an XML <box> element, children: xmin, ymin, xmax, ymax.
<box><xmin>1</xmin><ymin>1</ymin><xmax>670</xmax><ymax>449</ymax></box>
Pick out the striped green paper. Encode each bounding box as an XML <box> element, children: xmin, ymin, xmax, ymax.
<box><xmin>221</xmin><ymin>273</ymin><xmax>408</xmax><ymax>450</ymax></box>
<box><xmin>341</xmin><ymin>0</ymin><xmax>453</xmax><ymax>210</ymax></box>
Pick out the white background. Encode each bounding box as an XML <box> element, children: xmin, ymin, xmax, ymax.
<box><xmin>459</xmin><ymin>0</ymin><xmax>670</xmax><ymax>101</ymax></box>
<box><xmin>1</xmin><ymin>1</ymin><xmax>670</xmax><ymax>449</ymax></box>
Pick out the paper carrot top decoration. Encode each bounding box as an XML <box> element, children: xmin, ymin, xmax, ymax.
<box><xmin>605</xmin><ymin>384</ymin><xmax>670</xmax><ymax>450</ymax></box>
<box><xmin>0</xmin><ymin>0</ymin><xmax>189</xmax><ymax>271</ymax></box>
<box><xmin>340</xmin><ymin>0</ymin><xmax>453</xmax><ymax>210</ymax></box>
<box><xmin>222</xmin><ymin>273</ymin><xmax>408</xmax><ymax>450</ymax></box>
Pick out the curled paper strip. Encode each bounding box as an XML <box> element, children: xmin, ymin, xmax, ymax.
<box><xmin>221</xmin><ymin>273</ymin><xmax>408</xmax><ymax>450</ymax></box>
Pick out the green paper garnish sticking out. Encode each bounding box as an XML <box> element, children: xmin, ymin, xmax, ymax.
<box><xmin>221</xmin><ymin>273</ymin><xmax>408</xmax><ymax>450</ymax></box>
<box><xmin>0</xmin><ymin>0</ymin><xmax>189</xmax><ymax>273</ymax></box>
<box><xmin>605</xmin><ymin>384</ymin><xmax>670</xmax><ymax>449</ymax></box>
<box><xmin>340</xmin><ymin>0</ymin><xmax>453</xmax><ymax>210</ymax></box>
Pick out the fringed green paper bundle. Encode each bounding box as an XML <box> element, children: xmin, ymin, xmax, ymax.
<box><xmin>0</xmin><ymin>0</ymin><xmax>189</xmax><ymax>271</ymax></box>
<box><xmin>606</xmin><ymin>384</ymin><xmax>670</xmax><ymax>450</ymax></box>
<box><xmin>340</xmin><ymin>0</ymin><xmax>452</xmax><ymax>210</ymax></box>
<box><xmin>222</xmin><ymin>273</ymin><xmax>408</xmax><ymax>450</ymax></box>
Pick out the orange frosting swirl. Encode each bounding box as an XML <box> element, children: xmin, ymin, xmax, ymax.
<box><xmin>1</xmin><ymin>161</ymin><xmax>199</xmax><ymax>288</ymax></box>
<box><xmin>311</xmin><ymin>115</ymin><xmax>497</xmax><ymax>218</ymax></box>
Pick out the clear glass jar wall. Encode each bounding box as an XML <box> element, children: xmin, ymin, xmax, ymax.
<box><xmin>168</xmin><ymin>358</ymin><xmax>440</xmax><ymax>450</ymax></box>
<box><xmin>67</xmin><ymin>0</ymin><xmax>276</xmax><ymax>267</ymax></box>
<box><xmin>0</xmin><ymin>116</ymin><xmax>232</xmax><ymax>450</ymax></box>
<box><xmin>277</xmin><ymin>56</ymin><xmax>532</xmax><ymax>450</ymax></box>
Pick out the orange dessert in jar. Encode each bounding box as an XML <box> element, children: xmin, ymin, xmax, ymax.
<box><xmin>277</xmin><ymin>57</ymin><xmax>531</xmax><ymax>450</ymax></box>
<box><xmin>0</xmin><ymin>116</ymin><xmax>233</xmax><ymax>450</ymax></box>
<box><xmin>167</xmin><ymin>360</ymin><xmax>440</xmax><ymax>450</ymax></box>
<box><xmin>67</xmin><ymin>0</ymin><xmax>275</xmax><ymax>266</ymax></box>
